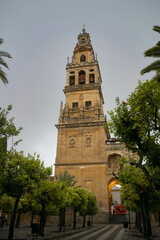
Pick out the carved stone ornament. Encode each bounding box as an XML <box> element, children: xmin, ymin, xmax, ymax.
<box><xmin>79</xmin><ymin>94</ymin><xmax>84</xmax><ymax>100</ymax></box>
<box><xmin>69</xmin><ymin>138</ymin><xmax>75</xmax><ymax>148</ymax></box>
<box><xmin>85</xmin><ymin>135</ymin><xmax>92</xmax><ymax>147</ymax></box>
<box><xmin>80</xmin><ymin>103</ymin><xmax>83</xmax><ymax>110</ymax></box>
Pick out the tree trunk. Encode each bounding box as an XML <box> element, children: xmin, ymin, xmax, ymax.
<box><xmin>62</xmin><ymin>207</ymin><xmax>65</xmax><ymax>232</ymax></box>
<box><xmin>91</xmin><ymin>214</ymin><xmax>93</xmax><ymax>227</ymax></box>
<box><xmin>128</xmin><ymin>210</ymin><xmax>131</xmax><ymax>230</ymax></box>
<box><xmin>83</xmin><ymin>215</ymin><xmax>86</xmax><ymax>228</ymax></box>
<box><xmin>40</xmin><ymin>202</ymin><xmax>45</xmax><ymax>236</ymax></box>
<box><xmin>138</xmin><ymin>213</ymin><xmax>142</xmax><ymax>232</ymax></box>
<box><xmin>8</xmin><ymin>197</ymin><xmax>20</xmax><ymax>240</ymax></box>
<box><xmin>59</xmin><ymin>208</ymin><xmax>62</xmax><ymax>232</ymax></box>
<box><xmin>30</xmin><ymin>212</ymin><xmax>34</xmax><ymax>227</ymax></box>
<box><xmin>135</xmin><ymin>212</ymin><xmax>138</xmax><ymax>228</ymax></box>
<box><xmin>73</xmin><ymin>210</ymin><xmax>77</xmax><ymax>229</ymax></box>
<box><xmin>44</xmin><ymin>213</ymin><xmax>47</xmax><ymax>226</ymax></box>
<box><xmin>15</xmin><ymin>212</ymin><xmax>21</xmax><ymax>228</ymax></box>
<box><xmin>140</xmin><ymin>192</ymin><xmax>152</xmax><ymax>239</ymax></box>
<box><xmin>135</xmin><ymin>212</ymin><xmax>142</xmax><ymax>232</ymax></box>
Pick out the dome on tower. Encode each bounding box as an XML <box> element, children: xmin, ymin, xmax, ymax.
<box><xmin>76</xmin><ymin>27</ymin><xmax>92</xmax><ymax>47</ymax></box>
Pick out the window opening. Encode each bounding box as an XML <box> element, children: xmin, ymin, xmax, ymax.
<box><xmin>72</xmin><ymin>102</ymin><xmax>78</xmax><ymax>108</ymax></box>
<box><xmin>85</xmin><ymin>101</ymin><xmax>91</xmax><ymax>107</ymax></box>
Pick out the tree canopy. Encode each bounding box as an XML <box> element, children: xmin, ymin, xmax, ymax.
<box><xmin>55</xmin><ymin>170</ymin><xmax>78</xmax><ymax>187</ymax></box>
<box><xmin>141</xmin><ymin>25</ymin><xmax>160</xmax><ymax>82</ymax></box>
<box><xmin>1</xmin><ymin>151</ymin><xmax>52</xmax><ymax>198</ymax></box>
<box><xmin>0</xmin><ymin>38</ymin><xmax>12</xmax><ymax>85</ymax></box>
<box><xmin>117</xmin><ymin>157</ymin><xmax>160</xmax><ymax>238</ymax></box>
<box><xmin>108</xmin><ymin>25</ymin><xmax>160</xmax><ymax>239</ymax></box>
<box><xmin>108</xmin><ymin>79</ymin><xmax>160</xmax><ymax>168</ymax></box>
<box><xmin>0</xmin><ymin>105</ymin><xmax>23</xmax><ymax>193</ymax></box>
<box><xmin>2</xmin><ymin>150</ymin><xmax>52</xmax><ymax>240</ymax></box>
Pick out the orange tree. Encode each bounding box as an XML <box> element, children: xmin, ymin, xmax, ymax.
<box><xmin>1</xmin><ymin>151</ymin><xmax>52</xmax><ymax>240</ymax></box>
<box><xmin>117</xmin><ymin>157</ymin><xmax>160</xmax><ymax>238</ymax></box>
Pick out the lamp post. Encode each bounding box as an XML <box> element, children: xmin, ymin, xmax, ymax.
<box><xmin>40</xmin><ymin>190</ymin><xmax>48</xmax><ymax>236</ymax></box>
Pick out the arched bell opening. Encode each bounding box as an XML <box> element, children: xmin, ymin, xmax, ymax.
<box><xmin>78</xmin><ymin>70</ymin><xmax>86</xmax><ymax>84</ymax></box>
<box><xmin>80</xmin><ymin>54</ymin><xmax>86</xmax><ymax>62</ymax></box>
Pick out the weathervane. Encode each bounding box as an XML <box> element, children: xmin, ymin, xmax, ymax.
<box><xmin>82</xmin><ymin>24</ymin><xmax>86</xmax><ymax>33</ymax></box>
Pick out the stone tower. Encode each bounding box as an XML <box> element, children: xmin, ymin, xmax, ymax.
<box><xmin>55</xmin><ymin>28</ymin><xmax>135</xmax><ymax>222</ymax></box>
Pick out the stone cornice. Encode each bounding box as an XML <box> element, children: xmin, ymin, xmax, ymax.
<box><xmin>66</xmin><ymin>61</ymin><xmax>98</xmax><ymax>69</ymax></box>
<box><xmin>105</xmin><ymin>147</ymin><xmax>125</xmax><ymax>151</ymax></box>
<box><xmin>55</xmin><ymin>161</ymin><xmax>107</xmax><ymax>166</ymax></box>
<box><xmin>63</xmin><ymin>83</ymin><xmax>101</xmax><ymax>93</ymax></box>
<box><xmin>55</xmin><ymin>121</ymin><xmax>106</xmax><ymax>129</ymax></box>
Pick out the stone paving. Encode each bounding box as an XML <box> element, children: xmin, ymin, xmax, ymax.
<box><xmin>0</xmin><ymin>223</ymin><xmax>160</xmax><ymax>240</ymax></box>
<box><xmin>122</xmin><ymin>224</ymin><xmax>160</xmax><ymax>240</ymax></box>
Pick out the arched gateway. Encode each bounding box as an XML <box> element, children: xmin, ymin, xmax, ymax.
<box><xmin>55</xmin><ymin>27</ymin><xmax>137</xmax><ymax>223</ymax></box>
<box><xmin>108</xmin><ymin>178</ymin><xmax>119</xmax><ymax>214</ymax></box>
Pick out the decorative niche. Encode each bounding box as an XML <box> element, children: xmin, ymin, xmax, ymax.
<box><xmin>89</xmin><ymin>74</ymin><xmax>95</xmax><ymax>83</ymax></box>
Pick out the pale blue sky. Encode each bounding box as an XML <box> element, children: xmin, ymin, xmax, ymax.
<box><xmin>0</xmin><ymin>0</ymin><xmax>160</xmax><ymax>174</ymax></box>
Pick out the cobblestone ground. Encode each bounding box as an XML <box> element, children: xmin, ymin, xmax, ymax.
<box><xmin>0</xmin><ymin>223</ymin><xmax>160</xmax><ymax>240</ymax></box>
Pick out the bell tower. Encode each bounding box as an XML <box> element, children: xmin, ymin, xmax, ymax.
<box><xmin>55</xmin><ymin>27</ymin><xmax>110</xmax><ymax>222</ymax></box>
<box><xmin>59</xmin><ymin>27</ymin><xmax>106</xmax><ymax>125</ymax></box>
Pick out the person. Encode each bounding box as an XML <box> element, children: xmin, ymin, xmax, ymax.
<box><xmin>111</xmin><ymin>205</ymin><xmax>114</xmax><ymax>215</ymax></box>
<box><xmin>113</xmin><ymin>206</ymin><xmax>115</xmax><ymax>216</ymax></box>
<box><xmin>4</xmin><ymin>214</ymin><xmax>8</xmax><ymax>226</ymax></box>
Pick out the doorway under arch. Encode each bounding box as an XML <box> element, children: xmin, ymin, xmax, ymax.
<box><xmin>108</xmin><ymin>178</ymin><xmax>121</xmax><ymax>215</ymax></box>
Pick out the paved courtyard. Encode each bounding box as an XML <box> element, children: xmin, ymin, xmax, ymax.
<box><xmin>0</xmin><ymin>223</ymin><xmax>160</xmax><ymax>240</ymax></box>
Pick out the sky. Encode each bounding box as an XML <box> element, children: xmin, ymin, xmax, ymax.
<box><xmin>0</xmin><ymin>0</ymin><xmax>160</xmax><ymax>174</ymax></box>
